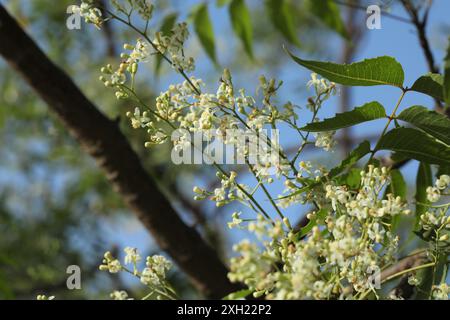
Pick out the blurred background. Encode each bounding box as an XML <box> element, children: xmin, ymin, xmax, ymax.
<box><xmin>0</xmin><ymin>0</ymin><xmax>449</xmax><ymax>299</ymax></box>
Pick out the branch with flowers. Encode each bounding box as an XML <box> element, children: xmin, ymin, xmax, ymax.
<box><xmin>63</xmin><ymin>0</ymin><xmax>450</xmax><ymax>300</ymax></box>
<box><xmin>2</xmin><ymin>0</ymin><xmax>449</xmax><ymax>300</ymax></box>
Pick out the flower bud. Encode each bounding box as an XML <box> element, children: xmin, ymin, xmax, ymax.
<box><xmin>283</xmin><ymin>217</ymin><xmax>291</xmax><ymax>229</ymax></box>
<box><xmin>193</xmin><ymin>186</ymin><xmax>203</xmax><ymax>194</ymax></box>
<box><xmin>131</xmin><ymin>63</ymin><xmax>138</xmax><ymax>74</ymax></box>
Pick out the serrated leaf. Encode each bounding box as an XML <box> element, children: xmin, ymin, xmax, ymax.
<box><xmin>300</xmin><ymin>101</ymin><xmax>386</xmax><ymax>132</ymax></box>
<box><xmin>266</xmin><ymin>0</ymin><xmax>300</xmax><ymax>47</ymax></box>
<box><xmin>229</xmin><ymin>0</ymin><xmax>253</xmax><ymax>59</ymax></box>
<box><xmin>415</xmin><ymin>162</ymin><xmax>432</xmax><ymax>229</ymax></box>
<box><xmin>155</xmin><ymin>13</ymin><xmax>178</xmax><ymax>75</ymax></box>
<box><xmin>286</xmin><ymin>51</ymin><xmax>405</xmax><ymax>87</ymax></box>
<box><xmin>444</xmin><ymin>38</ymin><xmax>450</xmax><ymax>106</ymax></box>
<box><xmin>193</xmin><ymin>3</ymin><xmax>217</xmax><ymax>64</ymax></box>
<box><xmin>329</xmin><ymin>140</ymin><xmax>371</xmax><ymax>177</ymax></box>
<box><xmin>377</xmin><ymin>127</ymin><xmax>450</xmax><ymax>166</ymax></box>
<box><xmin>397</xmin><ymin>105</ymin><xmax>450</xmax><ymax>145</ymax></box>
<box><xmin>308</xmin><ymin>0</ymin><xmax>348</xmax><ymax>39</ymax></box>
<box><xmin>410</xmin><ymin>73</ymin><xmax>444</xmax><ymax>101</ymax></box>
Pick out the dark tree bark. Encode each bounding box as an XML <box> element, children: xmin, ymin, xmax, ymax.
<box><xmin>0</xmin><ymin>4</ymin><xmax>239</xmax><ymax>299</ymax></box>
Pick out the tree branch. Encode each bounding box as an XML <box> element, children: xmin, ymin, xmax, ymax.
<box><xmin>401</xmin><ymin>0</ymin><xmax>437</xmax><ymax>73</ymax></box>
<box><xmin>0</xmin><ymin>4</ymin><xmax>239</xmax><ymax>299</ymax></box>
<box><xmin>381</xmin><ymin>251</ymin><xmax>428</xmax><ymax>298</ymax></box>
<box><xmin>400</xmin><ymin>0</ymin><xmax>447</xmax><ymax>116</ymax></box>
<box><xmin>381</xmin><ymin>251</ymin><xmax>428</xmax><ymax>281</ymax></box>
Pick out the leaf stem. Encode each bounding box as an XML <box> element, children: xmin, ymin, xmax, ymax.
<box><xmin>366</xmin><ymin>89</ymin><xmax>407</xmax><ymax>166</ymax></box>
<box><xmin>382</xmin><ymin>261</ymin><xmax>435</xmax><ymax>284</ymax></box>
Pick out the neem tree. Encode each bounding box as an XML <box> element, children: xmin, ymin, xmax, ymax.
<box><xmin>0</xmin><ymin>0</ymin><xmax>449</xmax><ymax>300</ymax></box>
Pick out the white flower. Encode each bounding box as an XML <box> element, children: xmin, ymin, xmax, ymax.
<box><xmin>124</xmin><ymin>247</ymin><xmax>141</xmax><ymax>265</ymax></box>
<box><xmin>36</xmin><ymin>294</ymin><xmax>55</xmax><ymax>300</ymax></box>
<box><xmin>140</xmin><ymin>267</ymin><xmax>160</xmax><ymax>286</ymax></box>
<box><xmin>99</xmin><ymin>251</ymin><xmax>122</xmax><ymax>273</ymax></box>
<box><xmin>127</xmin><ymin>39</ymin><xmax>150</xmax><ymax>64</ymax></box>
<box><xmin>127</xmin><ymin>107</ymin><xmax>151</xmax><ymax>129</ymax></box>
<box><xmin>426</xmin><ymin>186</ymin><xmax>440</xmax><ymax>202</ymax></box>
<box><xmin>314</xmin><ymin>131</ymin><xmax>336</xmax><ymax>151</ymax></box>
<box><xmin>307</xmin><ymin>73</ymin><xmax>336</xmax><ymax>97</ymax></box>
<box><xmin>154</xmin><ymin>22</ymin><xmax>195</xmax><ymax>72</ymax></box>
<box><xmin>146</xmin><ymin>255</ymin><xmax>172</xmax><ymax>278</ymax></box>
<box><xmin>73</xmin><ymin>1</ymin><xmax>103</xmax><ymax>29</ymax></box>
<box><xmin>134</xmin><ymin>0</ymin><xmax>154</xmax><ymax>20</ymax></box>
<box><xmin>435</xmin><ymin>174</ymin><xmax>450</xmax><ymax>190</ymax></box>
<box><xmin>140</xmin><ymin>255</ymin><xmax>171</xmax><ymax>286</ymax></box>
<box><xmin>228</xmin><ymin>212</ymin><xmax>243</xmax><ymax>229</ymax></box>
<box><xmin>367</xmin><ymin>222</ymin><xmax>386</xmax><ymax>243</ymax></box>
<box><xmin>110</xmin><ymin>290</ymin><xmax>132</xmax><ymax>300</ymax></box>
<box><xmin>325</xmin><ymin>185</ymin><xmax>350</xmax><ymax>210</ymax></box>
<box><xmin>107</xmin><ymin>259</ymin><xmax>122</xmax><ymax>273</ymax></box>
<box><xmin>432</xmin><ymin>283</ymin><xmax>449</xmax><ymax>300</ymax></box>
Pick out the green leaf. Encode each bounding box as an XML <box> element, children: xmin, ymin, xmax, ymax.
<box><xmin>444</xmin><ymin>38</ymin><xmax>450</xmax><ymax>107</ymax></box>
<box><xmin>377</xmin><ymin>127</ymin><xmax>450</xmax><ymax>166</ymax></box>
<box><xmin>397</xmin><ymin>105</ymin><xmax>450</xmax><ymax>145</ymax></box>
<box><xmin>300</xmin><ymin>101</ymin><xmax>386</xmax><ymax>132</ymax></box>
<box><xmin>410</xmin><ymin>73</ymin><xmax>444</xmax><ymax>101</ymax></box>
<box><xmin>437</xmin><ymin>165</ymin><xmax>450</xmax><ymax>177</ymax></box>
<box><xmin>297</xmin><ymin>208</ymin><xmax>327</xmax><ymax>239</ymax></box>
<box><xmin>266</xmin><ymin>0</ymin><xmax>300</xmax><ymax>47</ymax></box>
<box><xmin>416</xmin><ymin>253</ymin><xmax>447</xmax><ymax>299</ymax></box>
<box><xmin>386</xmin><ymin>169</ymin><xmax>407</xmax><ymax>201</ymax></box>
<box><xmin>308</xmin><ymin>0</ymin><xmax>348</xmax><ymax>39</ymax></box>
<box><xmin>229</xmin><ymin>0</ymin><xmax>253</xmax><ymax>59</ymax></box>
<box><xmin>155</xmin><ymin>13</ymin><xmax>178</xmax><ymax>75</ymax></box>
<box><xmin>222</xmin><ymin>289</ymin><xmax>252</xmax><ymax>300</ymax></box>
<box><xmin>415</xmin><ymin>162</ymin><xmax>432</xmax><ymax>229</ymax></box>
<box><xmin>285</xmin><ymin>51</ymin><xmax>405</xmax><ymax>87</ymax></box>
<box><xmin>336</xmin><ymin>168</ymin><xmax>363</xmax><ymax>189</ymax></box>
<box><xmin>329</xmin><ymin>140</ymin><xmax>371</xmax><ymax>177</ymax></box>
<box><xmin>193</xmin><ymin>3</ymin><xmax>217</xmax><ymax>64</ymax></box>
<box><xmin>383</xmin><ymin>169</ymin><xmax>407</xmax><ymax>230</ymax></box>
